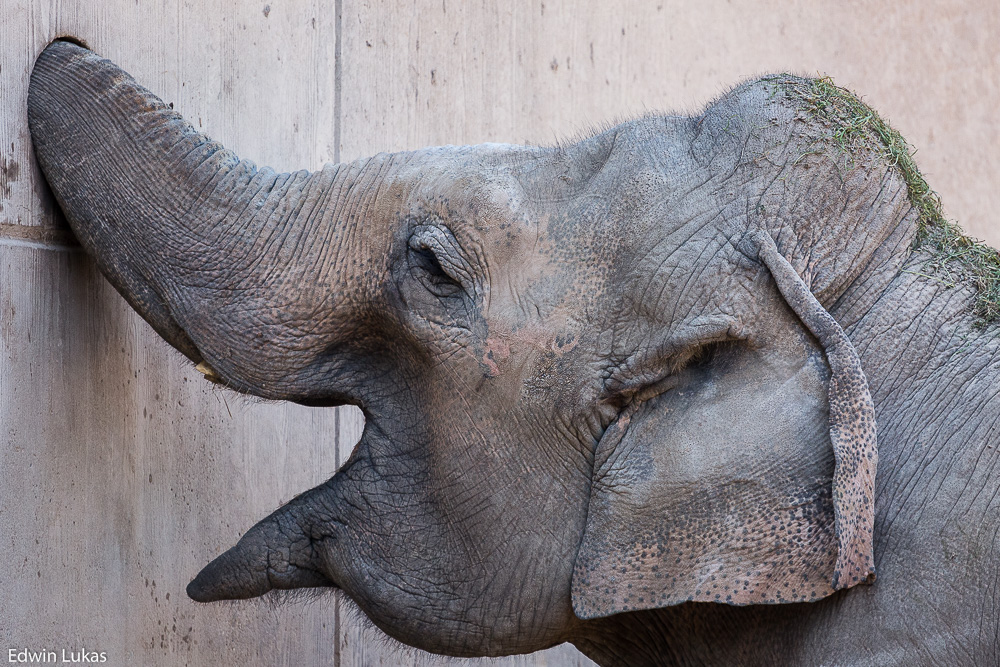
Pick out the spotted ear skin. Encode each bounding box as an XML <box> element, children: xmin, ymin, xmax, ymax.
<box><xmin>571</xmin><ymin>232</ymin><xmax>877</xmax><ymax>620</ymax></box>
<box><xmin>753</xmin><ymin>231</ymin><xmax>877</xmax><ymax>590</ymax></box>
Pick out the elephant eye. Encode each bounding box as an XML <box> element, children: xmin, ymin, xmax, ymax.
<box><xmin>408</xmin><ymin>238</ymin><xmax>465</xmax><ymax>299</ymax></box>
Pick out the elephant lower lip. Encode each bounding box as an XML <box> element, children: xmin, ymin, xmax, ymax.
<box><xmin>187</xmin><ymin>531</ymin><xmax>340</xmax><ymax>602</ymax></box>
<box><xmin>187</xmin><ymin>567</ymin><xmax>338</xmax><ymax>603</ymax></box>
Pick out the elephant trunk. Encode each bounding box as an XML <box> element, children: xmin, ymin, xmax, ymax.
<box><xmin>187</xmin><ymin>483</ymin><xmax>337</xmax><ymax>602</ymax></box>
<box><xmin>29</xmin><ymin>40</ymin><xmax>238</xmax><ymax>360</ymax></box>
<box><xmin>28</xmin><ymin>41</ymin><xmax>392</xmax><ymax>399</ymax></box>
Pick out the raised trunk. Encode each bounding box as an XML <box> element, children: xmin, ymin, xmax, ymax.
<box><xmin>29</xmin><ymin>40</ymin><xmax>226</xmax><ymax>360</ymax></box>
<box><xmin>28</xmin><ymin>41</ymin><xmax>384</xmax><ymax>399</ymax></box>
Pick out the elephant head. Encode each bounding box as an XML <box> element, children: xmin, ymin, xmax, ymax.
<box><xmin>29</xmin><ymin>41</ymin><xmax>904</xmax><ymax>657</ymax></box>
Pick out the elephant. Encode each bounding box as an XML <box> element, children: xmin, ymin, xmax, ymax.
<box><xmin>27</xmin><ymin>40</ymin><xmax>1000</xmax><ymax>666</ymax></box>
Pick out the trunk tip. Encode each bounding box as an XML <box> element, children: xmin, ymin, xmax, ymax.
<box><xmin>34</xmin><ymin>39</ymin><xmax>92</xmax><ymax>72</ymax></box>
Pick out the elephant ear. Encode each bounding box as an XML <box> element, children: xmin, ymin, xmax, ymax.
<box><xmin>571</xmin><ymin>232</ymin><xmax>876</xmax><ymax>619</ymax></box>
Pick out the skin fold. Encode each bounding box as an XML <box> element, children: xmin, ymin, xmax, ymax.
<box><xmin>27</xmin><ymin>40</ymin><xmax>1000</xmax><ymax>665</ymax></box>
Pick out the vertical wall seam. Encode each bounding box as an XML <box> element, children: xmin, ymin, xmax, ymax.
<box><xmin>331</xmin><ymin>8</ymin><xmax>344</xmax><ymax>663</ymax></box>
<box><xmin>332</xmin><ymin>404</ymin><xmax>342</xmax><ymax>667</ymax></box>
<box><xmin>334</xmin><ymin>0</ymin><xmax>342</xmax><ymax>164</ymax></box>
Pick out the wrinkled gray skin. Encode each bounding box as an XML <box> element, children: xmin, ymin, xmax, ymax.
<box><xmin>28</xmin><ymin>41</ymin><xmax>1000</xmax><ymax>666</ymax></box>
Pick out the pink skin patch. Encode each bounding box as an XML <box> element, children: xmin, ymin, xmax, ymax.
<box><xmin>481</xmin><ymin>326</ymin><xmax>576</xmax><ymax>377</ymax></box>
<box><xmin>482</xmin><ymin>338</ymin><xmax>511</xmax><ymax>377</ymax></box>
<box><xmin>551</xmin><ymin>335</ymin><xmax>577</xmax><ymax>354</ymax></box>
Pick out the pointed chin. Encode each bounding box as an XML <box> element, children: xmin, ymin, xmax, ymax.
<box><xmin>186</xmin><ymin>478</ymin><xmax>343</xmax><ymax>603</ymax></box>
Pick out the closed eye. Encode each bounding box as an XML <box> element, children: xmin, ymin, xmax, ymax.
<box><xmin>409</xmin><ymin>241</ymin><xmax>465</xmax><ymax>298</ymax></box>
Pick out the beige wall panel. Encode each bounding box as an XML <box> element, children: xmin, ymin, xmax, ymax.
<box><xmin>1</xmin><ymin>0</ymin><xmax>339</xmax><ymax>234</ymax></box>
<box><xmin>0</xmin><ymin>1</ymin><xmax>360</xmax><ymax>665</ymax></box>
<box><xmin>0</xmin><ymin>244</ymin><xmax>358</xmax><ymax>662</ymax></box>
<box><xmin>340</xmin><ymin>0</ymin><xmax>999</xmax><ymax>244</ymax></box>
<box><xmin>2</xmin><ymin>0</ymin><xmax>999</xmax><ymax>665</ymax></box>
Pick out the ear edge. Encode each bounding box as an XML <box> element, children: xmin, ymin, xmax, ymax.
<box><xmin>752</xmin><ymin>231</ymin><xmax>877</xmax><ymax>589</ymax></box>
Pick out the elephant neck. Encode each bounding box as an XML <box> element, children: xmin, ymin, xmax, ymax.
<box><xmin>839</xmin><ymin>239</ymin><xmax>1000</xmax><ymax>470</ymax></box>
<box><xmin>837</xmin><ymin>243</ymin><xmax>999</xmax><ymax>381</ymax></box>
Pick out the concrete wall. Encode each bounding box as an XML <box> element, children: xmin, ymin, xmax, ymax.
<box><xmin>1</xmin><ymin>1</ymin><xmax>997</xmax><ymax>665</ymax></box>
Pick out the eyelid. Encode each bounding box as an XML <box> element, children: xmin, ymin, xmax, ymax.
<box><xmin>408</xmin><ymin>224</ymin><xmax>476</xmax><ymax>287</ymax></box>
